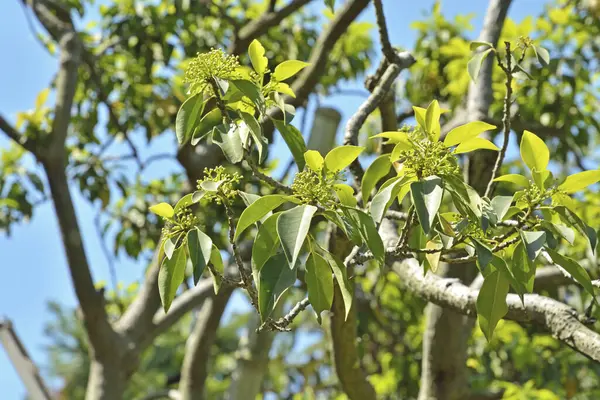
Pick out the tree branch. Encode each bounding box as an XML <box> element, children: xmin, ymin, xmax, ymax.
<box><xmin>231</xmin><ymin>0</ymin><xmax>313</xmax><ymax>54</ymax></box>
<box><xmin>393</xmin><ymin>258</ymin><xmax>600</xmax><ymax>362</ymax></box>
<box><xmin>179</xmin><ymin>289</ymin><xmax>232</xmax><ymax>399</ymax></box>
<box><xmin>0</xmin><ymin>114</ymin><xmax>37</xmax><ymax>155</ymax></box>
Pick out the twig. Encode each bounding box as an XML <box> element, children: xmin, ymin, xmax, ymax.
<box><xmin>245</xmin><ymin>155</ymin><xmax>294</xmax><ymax>194</ymax></box>
<box><xmin>257</xmin><ymin>297</ymin><xmax>310</xmax><ymax>332</ymax></box>
<box><xmin>484</xmin><ymin>41</ymin><xmax>513</xmax><ymax>198</ymax></box>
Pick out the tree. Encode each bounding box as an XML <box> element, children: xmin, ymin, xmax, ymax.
<box><xmin>2</xmin><ymin>0</ymin><xmax>600</xmax><ymax>399</ymax></box>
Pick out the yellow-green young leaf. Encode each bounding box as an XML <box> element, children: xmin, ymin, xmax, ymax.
<box><xmin>304</xmin><ymin>150</ymin><xmax>324</xmax><ymax>172</ymax></box>
<box><xmin>158</xmin><ymin>246</ymin><xmax>187</xmax><ymax>312</ymax></box>
<box><xmin>321</xmin><ymin>250</ymin><xmax>353</xmax><ymax>320</ymax></box>
<box><xmin>425</xmin><ymin>100</ymin><xmax>441</xmax><ymax>141</ymax></box>
<box><xmin>277</xmin><ymin>205</ymin><xmax>318</xmax><ymax>269</ymax></box>
<box><xmin>305</xmin><ymin>253</ymin><xmax>334</xmax><ymax>324</ymax></box>
<box><xmin>209</xmin><ymin>244</ymin><xmax>224</xmax><ymax>294</ymax></box>
<box><xmin>333</xmin><ymin>184</ymin><xmax>357</xmax><ymax>207</ymax></box>
<box><xmin>558</xmin><ymin>170</ymin><xmax>600</xmax><ymax>193</ymax></box>
<box><xmin>272</xmin><ymin>60</ymin><xmax>310</xmax><ymax>81</ymax></box>
<box><xmin>443</xmin><ymin>121</ymin><xmax>497</xmax><ymax>147</ymax></box>
<box><xmin>520</xmin><ymin>130</ymin><xmax>549</xmax><ymax>172</ymax></box>
<box><xmin>412</xmin><ymin>106</ymin><xmax>427</xmax><ymax>129</ymax></box>
<box><xmin>149</xmin><ymin>202</ymin><xmax>174</xmax><ymax>219</ymax></box>
<box><xmin>425</xmin><ymin>239</ymin><xmax>443</xmax><ymax>273</ymax></box>
<box><xmin>454</xmin><ymin>138</ymin><xmax>499</xmax><ymax>154</ymax></box>
<box><xmin>493</xmin><ymin>174</ymin><xmax>530</xmax><ymax>188</ymax></box>
<box><xmin>235</xmin><ymin>195</ymin><xmax>289</xmax><ymax>239</ymax></box>
<box><xmin>371</xmin><ymin>131</ymin><xmax>412</xmax><ymax>146</ymax></box>
<box><xmin>390</xmin><ymin>141</ymin><xmax>414</xmax><ymax>162</ymax></box>
<box><xmin>248</xmin><ymin>39</ymin><xmax>268</xmax><ymax>74</ymax></box>
<box><xmin>273</xmin><ymin>82</ymin><xmax>296</xmax><ymax>98</ymax></box>
<box><xmin>324</xmin><ymin>145</ymin><xmax>364</xmax><ymax>172</ymax></box>
<box><xmin>477</xmin><ymin>269</ymin><xmax>509</xmax><ymax>341</ymax></box>
<box><xmin>35</xmin><ymin>87</ymin><xmax>50</xmax><ymax>109</ymax></box>
<box><xmin>361</xmin><ymin>155</ymin><xmax>392</xmax><ymax>202</ymax></box>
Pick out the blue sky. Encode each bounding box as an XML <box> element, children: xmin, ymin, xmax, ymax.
<box><xmin>0</xmin><ymin>0</ymin><xmax>548</xmax><ymax>398</ymax></box>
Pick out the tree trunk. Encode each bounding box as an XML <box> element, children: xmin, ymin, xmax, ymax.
<box><xmin>86</xmin><ymin>359</ymin><xmax>127</xmax><ymax>400</ymax></box>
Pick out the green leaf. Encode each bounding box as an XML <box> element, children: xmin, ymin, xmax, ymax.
<box><xmin>248</xmin><ymin>39</ymin><xmax>268</xmax><ymax>74</ymax></box>
<box><xmin>272</xmin><ymin>60</ymin><xmax>310</xmax><ymax>81</ymax></box>
<box><xmin>512</xmin><ymin>242</ymin><xmax>537</xmax><ymax>293</ymax></box>
<box><xmin>187</xmin><ymin>228</ymin><xmax>213</xmax><ymax>285</ymax></box>
<box><xmin>174</xmin><ymin>194</ymin><xmax>194</xmax><ymax>213</ymax></box>
<box><xmin>273</xmin><ymin>120</ymin><xmax>307</xmax><ymax>170</ymax></box>
<box><xmin>371</xmin><ymin>131</ymin><xmax>412</xmax><ymax>146</ymax></box>
<box><xmin>477</xmin><ymin>269</ymin><xmax>509</xmax><ymax>341</ymax></box>
<box><xmin>150</xmin><ymin>202</ymin><xmax>174</xmax><ymax>219</ymax></box>
<box><xmin>412</xmin><ymin>106</ymin><xmax>427</xmax><ymax>129</ymax></box>
<box><xmin>158</xmin><ymin>246</ymin><xmax>187</xmax><ymax>312</ymax></box>
<box><xmin>554</xmin><ymin>206</ymin><xmax>596</xmax><ymax>251</ymax></box>
<box><xmin>493</xmin><ymin>174</ymin><xmax>530</xmax><ymax>188</ymax></box>
<box><xmin>192</xmin><ymin>190</ymin><xmax>206</xmax><ymax>203</ymax></box>
<box><xmin>532</xmin><ymin>45</ymin><xmax>550</xmax><ymax>66</ymax></box>
<box><xmin>425</xmin><ymin>238</ymin><xmax>443</xmax><ymax>273</ymax></box>
<box><xmin>175</xmin><ymin>93</ymin><xmax>205</xmax><ymax>144</ymax></box>
<box><xmin>545</xmin><ymin>248</ymin><xmax>596</xmax><ymax>297</ymax></box>
<box><xmin>333</xmin><ymin>184</ymin><xmax>357</xmax><ymax>207</ymax></box>
<box><xmin>164</xmin><ymin>237</ymin><xmax>176</xmax><ymax>260</ymax></box>
<box><xmin>410</xmin><ymin>176</ymin><xmax>444</xmax><ymax>235</ymax></box>
<box><xmin>324</xmin><ymin>145</ymin><xmax>364</xmax><ymax>172</ymax></box>
<box><xmin>306</xmin><ymin>252</ymin><xmax>334</xmax><ymax>323</ymax></box>
<box><xmin>443</xmin><ymin>121</ymin><xmax>497</xmax><ymax>147</ymax></box>
<box><xmin>390</xmin><ymin>141</ymin><xmax>414</xmax><ymax>162</ymax></box>
<box><xmin>520</xmin><ymin>130</ymin><xmax>549</xmax><ymax>172</ymax></box>
<box><xmin>370</xmin><ymin>176</ymin><xmax>411</xmax><ymax>224</ymax></box>
<box><xmin>544</xmin><ymin>222</ymin><xmax>575</xmax><ymax>245</ymax></box>
<box><xmin>209</xmin><ymin>245</ymin><xmax>224</xmax><ymax>294</ymax></box>
<box><xmin>558</xmin><ymin>170</ymin><xmax>600</xmax><ymax>193</ymax></box>
<box><xmin>321</xmin><ymin>250</ymin><xmax>353</xmax><ymax>320</ymax></box>
<box><xmin>325</xmin><ymin>0</ymin><xmax>335</xmax><ymax>12</ymax></box>
<box><xmin>361</xmin><ymin>155</ymin><xmax>392</xmax><ymax>202</ymax></box>
<box><xmin>425</xmin><ymin>100</ymin><xmax>441</xmax><ymax>141</ymax></box>
<box><xmin>473</xmin><ymin>238</ymin><xmax>493</xmax><ymax>273</ymax></box>
<box><xmin>304</xmin><ymin>150</ymin><xmax>324</xmax><ymax>172</ymax></box>
<box><xmin>235</xmin><ymin>195</ymin><xmax>289</xmax><ymax>239</ymax></box>
<box><xmin>240</xmin><ymin>111</ymin><xmax>267</xmax><ymax>163</ymax></box>
<box><xmin>251</xmin><ymin>213</ymin><xmax>281</xmax><ymax>281</ymax></box>
<box><xmin>490</xmin><ymin>195</ymin><xmax>513</xmax><ymax>221</ymax></box>
<box><xmin>200</xmin><ymin>179</ymin><xmax>225</xmax><ymax>192</ymax></box>
<box><xmin>191</xmin><ymin>108</ymin><xmax>222</xmax><ymax>145</ymax></box>
<box><xmin>490</xmin><ymin>254</ymin><xmax>525</xmax><ymax>302</ymax></box>
<box><xmin>232</xmin><ymin>80</ymin><xmax>264</xmax><ymax>107</ymax></box>
<box><xmin>468</xmin><ymin>48</ymin><xmax>493</xmax><ymax>82</ymax></box>
<box><xmin>454</xmin><ymin>137</ymin><xmax>499</xmax><ymax>154</ymax></box>
<box><xmin>341</xmin><ymin>207</ymin><xmax>385</xmax><ymax>266</ymax></box>
<box><xmin>258</xmin><ymin>252</ymin><xmax>297</xmax><ymax>321</ymax></box>
<box><xmin>212</xmin><ymin>124</ymin><xmax>244</xmax><ymax>164</ymax></box>
<box><xmin>470</xmin><ymin>41</ymin><xmax>493</xmax><ymax>50</ymax></box>
<box><xmin>277</xmin><ymin>205</ymin><xmax>317</xmax><ymax>269</ymax></box>
<box><xmin>520</xmin><ymin>230</ymin><xmax>546</xmax><ymax>261</ymax></box>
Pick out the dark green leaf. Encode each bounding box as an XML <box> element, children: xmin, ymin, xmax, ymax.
<box><xmin>158</xmin><ymin>246</ymin><xmax>187</xmax><ymax>312</ymax></box>
<box><xmin>175</xmin><ymin>93</ymin><xmax>206</xmax><ymax>144</ymax></box>
<box><xmin>321</xmin><ymin>250</ymin><xmax>353</xmax><ymax>320</ymax></box>
<box><xmin>545</xmin><ymin>247</ymin><xmax>596</xmax><ymax>297</ymax></box>
<box><xmin>520</xmin><ymin>230</ymin><xmax>546</xmax><ymax>261</ymax></box>
<box><xmin>273</xmin><ymin>120</ymin><xmax>307</xmax><ymax>171</ymax></box>
<box><xmin>258</xmin><ymin>252</ymin><xmax>297</xmax><ymax>321</ymax></box>
<box><xmin>252</xmin><ymin>213</ymin><xmax>281</xmax><ymax>280</ymax></box>
<box><xmin>212</xmin><ymin>124</ymin><xmax>244</xmax><ymax>164</ymax></box>
<box><xmin>490</xmin><ymin>195</ymin><xmax>513</xmax><ymax>221</ymax></box>
<box><xmin>277</xmin><ymin>205</ymin><xmax>317</xmax><ymax>269</ymax></box>
<box><xmin>209</xmin><ymin>245</ymin><xmax>224</xmax><ymax>294</ymax></box>
<box><xmin>187</xmin><ymin>228</ymin><xmax>213</xmax><ymax>285</ymax></box>
<box><xmin>467</xmin><ymin>48</ymin><xmax>493</xmax><ymax>82</ymax></box>
<box><xmin>191</xmin><ymin>108</ymin><xmax>222</xmax><ymax>145</ymax></box>
<box><xmin>512</xmin><ymin>242</ymin><xmax>537</xmax><ymax>293</ymax></box>
<box><xmin>306</xmin><ymin>252</ymin><xmax>334</xmax><ymax>324</ymax></box>
<box><xmin>341</xmin><ymin>207</ymin><xmax>385</xmax><ymax>266</ymax></box>
<box><xmin>235</xmin><ymin>195</ymin><xmax>289</xmax><ymax>239</ymax></box>
<box><xmin>240</xmin><ymin>111</ymin><xmax>267</xmax><ymax>163</ymax></box>
<box><xmin>473</xmin><ymin>238</ymin><xmax>493</xmax><ymax>274</ymax></box>
<box><xmin>410</xmin><ymin>176</ymin><xmax>444</xmax><ymax>235</ymax></box>
<box><xmin>370</xmin><ymin>175</ymin><xmax>411</xmax><ymax>224</ymax></box>
<box><xmin>477</xmin><ymin>269</ymin><xmax>509</xmax><ymax>341</ymax></box>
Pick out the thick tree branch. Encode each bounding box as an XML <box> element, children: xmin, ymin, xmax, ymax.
<box><xmin>0</xmin><ymin>114</ymin><xmax>37</xmax><ymax>155</ymax></box>
<box><xmin>179</xmin><ymin>290</ymin><xmax>232</xmax><ymax>400</ymax></box>
<box><xmin>393</xmin><ymin>259</ymin><xmax>600</xmax><ymax>362</ymax></box>
<box><xmin>231</xmin><ymin>0</ymin><xmax>313</xmax><ymax>54</ymax></box>
<box><xmin>290</xmin><ymin>0</ymin><xmax>371</xmax><ymax>106</ymax></box>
